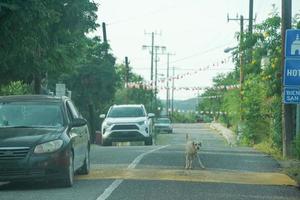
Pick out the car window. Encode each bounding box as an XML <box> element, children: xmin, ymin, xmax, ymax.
<box><xmin>156</xmin><ymin>118</ymin><xmax>171</xmax><ymax>124</ymax></box>
<box><xmin>0</xmin><ymin>101</ymin><xmax>63</xmax><ymax>128</ymax></box>
<box><xmin>66</xmin><ymin>101</ymin><xmax>79</xmax><ymax>120</ymax></box>
<box><xmin>107</xmin><ymin>107</ymin><xmax>146</xmax><ymax>118</ymax></box>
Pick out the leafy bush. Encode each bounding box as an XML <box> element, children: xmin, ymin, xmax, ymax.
<box><xmin>0</xmin><ymin>81</ymin><xmax>31</xmax><ymax>96</ymax></box>
<box><xmin>294</xmin><ymin>135</ymin><xmax>300</xmax><ymax>159</ymax></box>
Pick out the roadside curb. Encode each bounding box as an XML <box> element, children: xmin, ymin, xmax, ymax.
<box><xmin>209</xmin><ymin>122</ymin><xmax>237</xmax><ymax>147</ymax></box>
<box><xmin>278</xmin><ymin>159</ymin><xmax>300</xmax><ymax>187</ymax></box>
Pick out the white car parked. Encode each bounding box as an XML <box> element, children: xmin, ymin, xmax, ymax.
<box><xmin>100</xmin><ymin>104</ymin><xmax>155</xmax><ymax>146</ymax></box>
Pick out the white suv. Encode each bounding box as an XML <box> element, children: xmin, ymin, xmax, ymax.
<box><xmin>100</xmin><ymin>104</ymin><xmax>155</xmax><ymax>146</ymax></box>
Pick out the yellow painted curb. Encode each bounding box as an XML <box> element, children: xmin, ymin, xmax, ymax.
<box><xmin>76</xmin><ymin>168</ymin><xmax>298</xmax><ymax>186</ymax></box>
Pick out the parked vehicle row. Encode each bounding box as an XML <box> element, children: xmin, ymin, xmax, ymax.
<box><xmin>0</xmin><ymin>95</ymin><xmax>90</xmax><ymax>187</ymax></box>
<box><xmin>0</xmin><ymin>95</ymin><xmax>174</xmax><ymax>187</ymax></box>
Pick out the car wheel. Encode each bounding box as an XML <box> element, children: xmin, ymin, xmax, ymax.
<box><xmin>78</xmin><ymin>148</ymin><xmax>90</xmax><ymax>175</ymax></box>
<box><xmin>145</xmin><ymin>136</ymin><xmax>153</xmax><ymax>145</ymax></box>
<box><xmin>102</xmin><ymin>139</ymin><xmax>112</xmax><ymax>146</ymax></box>
<box><xmin>61</xmin><ymin>151</ymin><xmax>74</xmax><ymax>187</ymax></box>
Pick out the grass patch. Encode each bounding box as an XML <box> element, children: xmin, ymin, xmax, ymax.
<box><xmin>254</xmin><ymin>141</ymin><xmax>300</xmax><ymax>186</ymax></box>
<box><xmin>253</xmin><ymin>141</ymin><xmax>283</xmax><ymax>160</ymax></box>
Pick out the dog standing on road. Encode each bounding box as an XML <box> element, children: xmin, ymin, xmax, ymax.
<box><xmin>185</xmin><ymin>134</ymin><xmax>205</xmax><ymax>169</ymax></box>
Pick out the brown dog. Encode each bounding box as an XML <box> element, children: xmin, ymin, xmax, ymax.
<box><xmin>185</xmin><ymin>134</ymin><xmax>205</xmax><ymax>169</ymax></box>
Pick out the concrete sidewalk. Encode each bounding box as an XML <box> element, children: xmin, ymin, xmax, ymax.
<box><xmin>209</xmin><ymin>122</ymin><xmax>300</xmax><ymax>186</ymax></box>
<box><xmin>209</xmin><ymin>122</ymin><xmax>237</xmax><ymax>146</ymax></box>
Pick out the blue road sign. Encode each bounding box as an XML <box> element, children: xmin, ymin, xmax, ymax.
<box><xmin>285</xmin><ymin>29</ymin><xmax>300</xmax><ymax>58</ymax></box>
<box><xmin>284</xmin><ymin>87</ymin><xmax>300</xmax><ymax>104</ymax></box>
<box><xmin>284</xmin><ymin>59</ymin><xmax>300</xmax><ymax>86</ymax></box>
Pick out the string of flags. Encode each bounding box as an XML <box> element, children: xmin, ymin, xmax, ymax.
<box><xmin>173</xmin><ymin>110</ymin><xmax>228</xmax><ymax>115</ymax></box>
<box><xmin>127</xmin><ymin>56</ymin><xmax>232</xmax><ymax>88</ymax></box>
<box><xmin>199</xmin><ymin>95</ymin><xmax>222</xmax><ymax>99</ymax></box>
<box><xmin>156</xmin><ymin>56</ymin><xmax>232</xmax><ymax>85</ymax></box>
<box><xmin>157</xmin><ymin>84</ymin><xmax>240</xmax><ymax>91</ymax></box>
<box><xmin>126</xmin><ymin>82</ymin><xmax>240</xmax><ymax>91</ymax></box>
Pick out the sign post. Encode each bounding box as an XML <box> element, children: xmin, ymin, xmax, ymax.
<box><xmin>283</xmin><ymin>29</ymin><xmax>300</xmax><ymax>104</ymax></box>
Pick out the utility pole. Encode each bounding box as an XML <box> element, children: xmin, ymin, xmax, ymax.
<box><xmin>227</xmin><ymin>14</ymin><xmax>246</xmax><ymax>121</ymax></box>
<box><xmin>281</xmin><ymin>0</ymin><xmax>294</xmax><ymax>158</ymax></box>
<box><xmin>154</xmin><ymin>46</ymin><xmax>166</xmax><ymax>112</ymax></box>
<box><xmin>171</xmin><ymin>67</ymin><xmax>175</xmax><ymax>116</ymax></box>
<box><xmin>248</xmin><ymin>0</ymin><xmax>254</xmax><ymax>34</ymax></box>
<box><xmin>102</xmin><ymin>22</ymin><xmax>108</xmax><ymax>43</ymax></box>
<box><xmin>166</xmin><ymin>53</ymin><xmax>175</xmax><ymax>116</ymax></box>
<box><xmin>102</xmin><ymin>22</ymin><xmax>108</xmax><ymax>55</ymax></box>
<box><xmin>248</xmin><ymin>0</ymin><xmax>254</xmax><ymax>63</ymax></box>
<box><xmin>143</xmin><ymin>32</ymin><xmax>161</xmax><ymax>112</ymax></box>
<box><xmin>125</xmin><ymin>56</ymin><xmax>129</xmax><ymax>104</ymax></box>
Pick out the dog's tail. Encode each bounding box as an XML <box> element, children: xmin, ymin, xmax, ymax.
<box><xmin>186</xmin><ymin>133</ymin><xmax>189</xmax><ymax>141</ymax></box>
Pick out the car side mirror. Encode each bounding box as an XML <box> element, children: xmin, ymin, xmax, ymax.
<box><xmin>71</xmin><ymin>118</ymin><xmax>87</xmax><ymax>127</ymax></box>
<box><xmin>148</xmin><ymin>113</ymin><xmax>155</xmax><ymax>118</ymax></box>
<box><xmin>99</xmin><ymin>114</ymin><xmax>106</xmax><ymax>119</ymax></box>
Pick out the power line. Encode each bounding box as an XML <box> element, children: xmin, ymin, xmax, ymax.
<box><xmin>170</xmin><ymin>42</ymin><xmax>235</xmax><ymax>64</ymax></box>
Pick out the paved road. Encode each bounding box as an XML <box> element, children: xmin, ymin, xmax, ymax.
<box><xmin>0</xmin><ymin>123</ymin><xmax>299</xmax><ymax>200</ymax></box>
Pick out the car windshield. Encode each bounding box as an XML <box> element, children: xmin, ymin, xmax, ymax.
<box><xmin>0</xmin><ymin>101</ymin><xmax>64</xmax><ymax>128</ymax></box>
<box><xmin>156</xmin><ymin>118</ymin><xmax>171</xmax><ymax>124</ymax></box>
<box><xmin>107</xmin><ymin>107</ymin><xmax>145</xmax><ymax>118</ymax></box>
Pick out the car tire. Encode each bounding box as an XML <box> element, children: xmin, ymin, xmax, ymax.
<box><xmin>78</xmin><ymin>148</ymin><xmax>90</xmax><ymax>175</ymax></box>
<box><xmin>145</xmin><ymin>136</ymin><xmax>153</xmax><ymax>145</ymax></box>
<box><xmin>60</xmin><ymin>151</ymin><xmax>74</xmax><ymax>187</ymax></box>
<box><xmin>102</xmin><ymin>139</ymin><xmax>112</xmax><ymax>146</ymax></box>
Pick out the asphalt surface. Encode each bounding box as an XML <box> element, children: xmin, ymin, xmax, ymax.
<box><xmin>1</xmin><ymin>123</ymin><xmax>299</xmax><ymax>200</ymax></box>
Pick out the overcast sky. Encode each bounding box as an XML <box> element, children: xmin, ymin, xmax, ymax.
<box><xmin>94</xmin><ymin>0</ymin><xmax>300</xmax><ymax>100</ymax></box>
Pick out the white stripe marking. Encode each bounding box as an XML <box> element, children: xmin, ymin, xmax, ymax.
<box><xmin>96</xmin><ymin>145</ymin><xmax>169</xmax><ymax>200</ymax></box>
<box><xmin>96</xmin><ymin>179</ymin><xmax>123</xmax><ymax>200</ymax></box>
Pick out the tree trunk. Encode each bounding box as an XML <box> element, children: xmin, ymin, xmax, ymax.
<box><xmin>33</xmin><ymin>73</ymin><xmax>41</xmax><ymax>94</ymax></box>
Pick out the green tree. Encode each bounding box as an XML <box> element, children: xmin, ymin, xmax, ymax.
<box><xmin>114</xmin><ymin>64</ymin><xmax>154</xmax><ymax>113</ymax></box>
<box><xmin>0</xmin><ymin>0</ymin><xmax>98</xmax><ymax>93</ymax></box>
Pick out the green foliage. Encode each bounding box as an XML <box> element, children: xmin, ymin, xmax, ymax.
<box><xmin>171</xmin><ymin>112</ymin><xmax>197</xmax><ymax>123</ymax></box>
<box><xmin>197</xmin><ymin>10</ymin><xmax>286</xmax><ymax>152</ymax></box>
<box><xmin>294</xmin><ymin>135</ymin><xmax>300</xmax><ymax>159</ymax></box>
<box><xmin>0</xmin><ymin>0</ymin><xmax>98</xmax><ymax>92</ymax></box>
<box><xmin>241</xmin><ymin>75</ymin><xmax>269</xmax><ymax>145</ymax></box>
<box><xmin>0</xmin><ymin>81</ymin><xmax>31</xmax><ymax>95</ymax></box>
<box><xmin>113</xmin><ymin>64</ymin><xmax>154</xmax><ymax>113</ymax></box>
<box><xmin>222</xmin><ymin>89</ymin><xmax>240</xmax><ymax>131</ymax></box>
<box><xmin>254</xmin><ymin>140</ymin><xmax>282</xmax><ymax>160</ymax></box>
<box><xmin>57</xmin><ymin>37</ymin><xmax>116</xmax><ymax>129</ymax></box>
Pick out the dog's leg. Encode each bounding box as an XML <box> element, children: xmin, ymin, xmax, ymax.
<box><xmin>197</xmin><ymin>154</ymin><xmax>205</xmax><ymax>169</ymax></box>
<box><xmin>185</xmin><ymin>154</ymin><xmax>189</xmax><ymax>169</ymax></box>
<box><xmin>188</xmin><ymin>155</ymin><xmax>193</xmax><ymax>169</ymax></box>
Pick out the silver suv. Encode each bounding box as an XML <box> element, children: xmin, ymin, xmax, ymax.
<box><xmin>100</xmin><ymin>104</ymin><xmax>155</xmax><ymax>146</ymax></box>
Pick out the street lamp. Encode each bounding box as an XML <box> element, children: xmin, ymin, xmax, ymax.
<box><xmin>224</xmin><ymin>46</ymin><xmax>238</xmax><ymax>53</ymax></box>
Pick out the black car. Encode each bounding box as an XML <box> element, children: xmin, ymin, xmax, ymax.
<box><xmin>0</xmin><ymin>95</ymin><xmax>90</xmax><ymax>187</ymax></box>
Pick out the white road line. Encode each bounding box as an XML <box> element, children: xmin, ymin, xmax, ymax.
<box><xmin>96</xmin><ymin>145</ymin><xmax>169</xmax><ymax>200</ymax></box>
<box><xmin>96</xmin><ymin>179</ymin><xmax>123</xmax><ymax>200</ymax></box>
<box><xmin>127</xmin><ymin>145</ymin><xmax>168</xmax><ymax>169</ymax></box>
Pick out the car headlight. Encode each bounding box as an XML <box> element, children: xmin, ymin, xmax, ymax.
<box><xmin>34</xmin><ymin>139</ymin><xmax>64</xmax><ymax>154</ymax></box>
<box><xmin>103</xmin><ymin>121</ymin><xmax>112</xmax><ymax>128</ymax></box>
<box><xmin>137</xmin><ymin>121</ymin><xmax>146</xmax><ymax>125</ymax></box>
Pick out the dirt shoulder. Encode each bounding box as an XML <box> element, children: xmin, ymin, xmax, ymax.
<box><xmin>278</xmin><ymin>159</ymin><xmax>300</xmax><ymax>186</ymax></box>
<box><xmin>209</xmin><ymin>122</ymin><xmax>300</xmax><ymax>187</ymax></box>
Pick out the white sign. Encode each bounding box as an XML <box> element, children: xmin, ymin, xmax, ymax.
<box><xmin>56</xmin><ymin>84</ymin><xmax>66</xmax><ymax>97</ymax></box>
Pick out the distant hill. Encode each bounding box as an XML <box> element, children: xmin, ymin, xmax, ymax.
<box><xmin>161</xmin><ymin>98</ymin><xmax>198</xmax><ymax>112</ymax></box>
